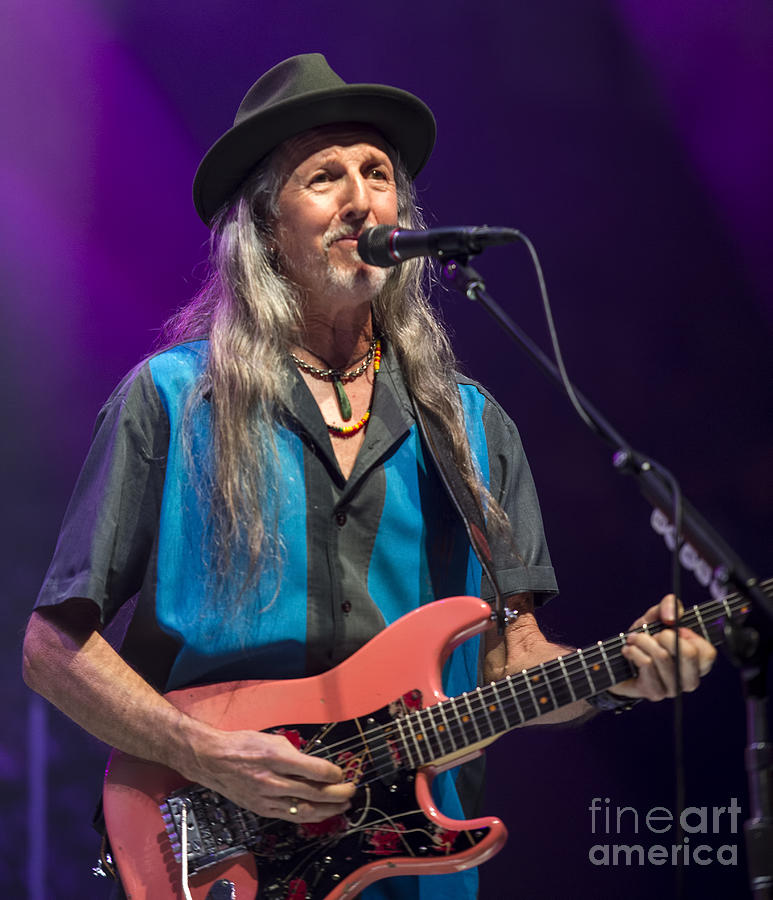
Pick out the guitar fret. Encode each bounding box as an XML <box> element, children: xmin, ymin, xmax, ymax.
<box><xmin>556</xmin><ymin>656</ymin><xmax>577</xmax><ymax>702</ymax></box>
<box><xmin>393</xmin><ymin>718</ymin><xmax>415</xmax><ymax>770</ymax></box>
<box><xmin>708</xmin><ymin>602</ymin><xmax>729</xmax><ymax>641</ymax></box>
<box><xmin>475</xmin><ymin>686</ymin><xmax>496</xmax><ymax>737</ymax></box>
<box><xmin>427</xmin><ymin>705</ymin><xmax>452</xmax><ymax>758</ymax></box>
<box><xmin>681</xmin><ymin>607</ymin><xmax>698</xmax><ymax>633</ymax></box>
<box><xmin>404</xmin><ymin>714</ymin><xmax>426</xmax><ymax>766</ymax></box>
<box><xmin>416</xmin><ymin>708</ymin><xmax>436</xmax><ymax>759</ymax></box>
<box><xmin>567</xmin><ymin>657</ymin><xmax>591</xmax><ymax>700</ymax></box>
<box><xmin>504</xmin><ymin>675</ymin><xmax>526</xmax><ymax>724</ymax></box>
<box><xmin>451</xmin><ymin>702</ymin><xmax>467</xmax><ymax>747</ymax></box>
<box><xmin>436</xmin><ymin>701</ymin><xmax>458</xmax><ymax>753</ymax></box>
<box><xmin>485</xmin><ymin>683</ymin><xmax>512</xmax><ymax>731</ymax></box>
<box><xmin>538</xmin><ymin>662</ymin><xmax>558</xmax><ymax>710</ymax></box>
<box><xmin>423</xmin><ymin>706</ymin><xmax>446</xmax><ymax>760</ymax></box>
<box><xmin>698</xmin><ymin>604</ymin><xmax>719</xmax><ymax>643</ymax></box>
<box><xmin>522</xmin><ymin>669</ymin><xmax>542</xmax><ymax>717</ymax></box>
<box><xmin>530</xmin><ymin>669</ymin><xmax>553</xmax><ymax>711</ymax></box>
<box><xmin>415</xmin><ymin>707</ymin><xmax>439</xmax><ymax>759</ymax></box>
<box><xmin>615</xmin><ymin>633</ymin><xmax>637</xmax><ymax>681</ymax></box>
<box><xmin>692</xmin><ymin>605</ymin><xmax>711</xmax><ymax>642</ymax></box>
<box><xmin>597</xmin><ymin>641</ymin><xmax>615</xmax><ymax>686</ymax></box>
<box><xmin>575</xmin><ymin>648</ymin><xmax>596</xmax><ymax>697</ymax></box>
<box><xmin>547</xmin><ymin>659</ymin><xmax>575</xmax><ymax>708</ymax></box>
<box><xmin>461</xmin><ymin>692</ymin><xmax>483</xmax><ymax>743</ymax></box>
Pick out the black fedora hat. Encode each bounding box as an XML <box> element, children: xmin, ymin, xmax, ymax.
<box><xmin>192</xmin><ymin>53</ymin><xmax>436</xmax><ymax>225</ymax></box>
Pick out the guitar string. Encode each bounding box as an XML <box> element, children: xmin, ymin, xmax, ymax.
<box><xmin>246</xmin><ymin>803</ymin><xmax>449</xmax><ymax>884</ymax></box>
<box><xmin>215</xmin><ymin>591</ymin><xmax>754</xmax><ymax>848</ymax></box>
<box><xmin>293</xmin><ymin>592</ymin><xmax>750</xmax><ymax>768</ymax></box>
<box><xmin>226</xmin><ymin>593</ymin><xmax>749</xmax><ymax>793</ymax></box>
<box><xmin>237</xmin><ymin>594</ymin><xmax>748</xmax><ymax>846</ymax></box>
<box><xmin>175</xmin><ymin>588</ymin><xmax>761</xmax><ymax>864</ymax></box>
<box><xmin>177</xmin><ymin>588</ymin><xmax>758</xmax><ymax>850</ymax></box>
<box><xmin>225</xmin><ymin>601</ymin><xmax>721</xmax><ymax>845</ymax></box>
<box><xmin>229</xmin><ymin>758</ymin><xmax>473</xmax><ymax>850</ymax></box>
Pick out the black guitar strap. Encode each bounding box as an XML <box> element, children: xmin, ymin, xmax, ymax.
<box><xmin>412</xmin><ymin>400</ymin><xmax>508</xmax><ymax>631</ymax></box>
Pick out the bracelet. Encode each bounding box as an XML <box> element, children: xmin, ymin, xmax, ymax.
<box><xmin>587</xmin><ymin>690</ymin><xmax>642</xmax><ymax>714</ymax></box>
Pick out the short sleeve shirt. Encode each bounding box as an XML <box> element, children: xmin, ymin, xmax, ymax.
<box><xmin>35</xmin><ymin>339</ymin><xmax>558</xmax><ymax>900</ymax></box>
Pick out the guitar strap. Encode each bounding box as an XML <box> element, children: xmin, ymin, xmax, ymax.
<box><xmin>412</xmin><ymin>399</ymin><xmax>508</xmax><ymax>631</ymax></box>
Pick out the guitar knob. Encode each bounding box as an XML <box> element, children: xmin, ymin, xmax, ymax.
<box><xmin>206</xmin><ymin>880</ymin><xmax>235</xmax><ymax>900</ymax></box>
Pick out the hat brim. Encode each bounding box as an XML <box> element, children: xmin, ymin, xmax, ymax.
<box><xmin>192</xmin><ymin>84</ymin><xmax>436</xmax><ymax>225</ymax></box>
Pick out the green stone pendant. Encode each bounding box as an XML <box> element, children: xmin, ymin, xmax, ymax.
<box><xmin>333</xmin><ymin>376</ymin><xmax>352</xmax><ymax>420</ymax></box>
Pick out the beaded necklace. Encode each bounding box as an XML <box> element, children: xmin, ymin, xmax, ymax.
<box><xmin>326</xmin><ymin>341</ymin><xmax>381</xmax><ymax>438</ymax></box>
<box><xmin>291</xmin><ymin>338</ymin><xmax>378</xmax><ymax>421</ymax></box>
<box><xmin>290</xmin><ymin>339</ymin><xmax>377</xmax><ymax>380</ymax></box>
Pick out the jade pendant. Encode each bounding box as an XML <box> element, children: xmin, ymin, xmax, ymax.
<box><xmin>333</xmin><ymin>376</ymin><xmax>352</xmax><ymax>420</ymax></box>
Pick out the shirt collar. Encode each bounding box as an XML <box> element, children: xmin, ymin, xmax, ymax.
<box><xmin>284</xmin><ymin>339</ymin><xmax>416</xmax><ymax>488</ymax></box>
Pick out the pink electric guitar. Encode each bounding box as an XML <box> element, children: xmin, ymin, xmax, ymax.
<box><xmin>103</xmin><ymin>582</ymin><xmax>765</xmax><ymax>899</ymax></box>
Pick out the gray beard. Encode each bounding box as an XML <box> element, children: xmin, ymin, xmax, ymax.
<box><xmin>283</xmin><ymin>241</ymin><xmax>390</xmax><ymax>299</ymax></box>
<box><xmin>319</xmin><ymin>223</ymin><xmax>390</xmax><ymax>296</ymax></box>
<box><xmin>322</xmin><ymin>253</ymin><xmax>389</xmax><ymax>295</ymax></box>
<box><xmin>276</xmin><ymin>224</ymin><xmax>392</xmax><ymax>300</ymax></box>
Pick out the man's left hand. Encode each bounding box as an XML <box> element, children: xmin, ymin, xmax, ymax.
<box><xmin>611</xmin><ymin>594</ymin><xmax>718</xmax><ymax>702</ymax></box>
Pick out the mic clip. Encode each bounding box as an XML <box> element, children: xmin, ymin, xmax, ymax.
<box><xmin>442</xmin><ymin>258</ymin><xmax>487</xmax><ymax>301</ymax></box>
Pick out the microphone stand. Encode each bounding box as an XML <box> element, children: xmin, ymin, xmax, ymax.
<box><xmin>442</xmin><ymin>255</ymin><xmax>773</xmax><ymax>898</ymax></box>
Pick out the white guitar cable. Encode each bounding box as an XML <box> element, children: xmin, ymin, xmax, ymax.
<box><xmin>180</xmin><ymin>802</ymin><xmax>194</xmax><ymax>900</ymax></box>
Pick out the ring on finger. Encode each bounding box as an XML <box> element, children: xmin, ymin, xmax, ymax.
<box><xmin>288</xmin><ymin>799</ymin><xmax>300</xmax><ymax>816</ymax></box>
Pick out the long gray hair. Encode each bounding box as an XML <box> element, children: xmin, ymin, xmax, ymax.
<box><xmin>160</xmin><ymin>148</ymin><xmax>498</xmax><ymax>586</ymax></box>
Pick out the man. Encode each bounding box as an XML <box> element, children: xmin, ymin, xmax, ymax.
<box><xmin>23</xmin><ymin>54</ymin><xmax>716</xmax><ymax>899</ymax></box>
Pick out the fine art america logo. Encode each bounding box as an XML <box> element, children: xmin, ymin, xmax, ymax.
<box><xmin>588</xmin><ymin>797</ymin><xmax>741</xmax><ymax>867</ymax></box>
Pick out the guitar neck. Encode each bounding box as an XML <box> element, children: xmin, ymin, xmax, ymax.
<box><xmin>394</xmin><ymin>583</ymin><xmax>765</xmax><ymax>771</ymax></box>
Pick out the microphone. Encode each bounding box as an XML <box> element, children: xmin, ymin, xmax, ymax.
<box><xmin>357</xmin><ymin>225</ymin><xmax>520</xmax><ymax>267</ymax></box>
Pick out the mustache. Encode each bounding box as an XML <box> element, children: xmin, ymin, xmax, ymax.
<box><xmin>322</xmin><ymin>224</ymin><xmax>361</xmax><ymax>251</ymax></box>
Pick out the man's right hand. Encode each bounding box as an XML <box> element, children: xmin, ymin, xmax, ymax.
<box><xmin>182</xmin><ymin>725</ymin><xmax>356</xmax><ymax>822</ymax></box>
<box><xmin>23</xmin><ymin>604</ymin><xmax>354</xmax><ymax>825</ymax></box>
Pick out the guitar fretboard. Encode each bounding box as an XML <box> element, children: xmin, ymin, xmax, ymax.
<box><xmin>388</xmin><ymin>584</ymin><xmax>762</xmax><ymax>770</ymax></box>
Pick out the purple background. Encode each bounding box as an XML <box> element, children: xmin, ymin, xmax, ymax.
<box><xmin>3</xmin><ymin>1</ymin><xmax>771</xmax><ymax>897</ymax></box>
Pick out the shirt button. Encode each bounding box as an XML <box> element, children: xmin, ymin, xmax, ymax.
<box><xmin>335</xmin><ymin>511</ymin><xmax>347</xmax><ymax>526</ymax></box>
<box><xmin>341</xmin><ymin>600</ymin><xmax>352</xmax><ymax>614</ymax></box>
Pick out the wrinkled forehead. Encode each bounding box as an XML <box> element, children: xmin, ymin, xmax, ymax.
<box><xmin>273</xmin><ymin>123</ymin><xmax>398</xmax><ymax>180</ymax></box>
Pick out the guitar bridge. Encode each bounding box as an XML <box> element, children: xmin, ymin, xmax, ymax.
<box><xmin>160</xmin><ymin>787</ymin><xmax>257</xmax><ymax>875</ymax></box>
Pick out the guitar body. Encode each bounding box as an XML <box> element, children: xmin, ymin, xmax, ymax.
<box><xmin>103</xmin><ymin>595</ymin><xmax>507</xmax><ymax>899</ymax></box>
